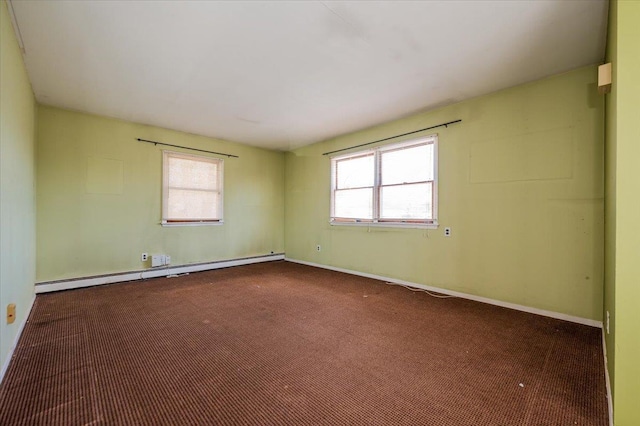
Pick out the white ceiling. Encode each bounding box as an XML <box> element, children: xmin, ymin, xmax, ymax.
<box><xmin>10</xmin><ymin>0</ymin><xmax>608</xmax><ymax>151</ymax></box>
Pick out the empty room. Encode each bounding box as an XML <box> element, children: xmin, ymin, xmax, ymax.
<box><xmin>1</xmin><ymin>0</ymin><xmax>638</xmax><ymax>425</ymax></box>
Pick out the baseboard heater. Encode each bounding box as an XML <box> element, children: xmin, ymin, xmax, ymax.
<box><xmin>35</xmin><ymin>253</ymin><xmax>285</xmax><ymax>294</ymax></box>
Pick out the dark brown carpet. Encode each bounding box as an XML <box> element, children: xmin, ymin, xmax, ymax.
<box><xmin>0</xmin><ymin>261</ymin><xmax>608</xmax><ymax>425</ymax></box>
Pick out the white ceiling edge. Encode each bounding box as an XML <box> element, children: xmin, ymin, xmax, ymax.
<box><xmin>33</xmin><ymin>61</ymin><xmax>601</xmax><ymax>155</ymax></box>
<box><xmin>10</xmin><ymin>0</ymin><xmax>609</xmax><ymax>151</ymax></box>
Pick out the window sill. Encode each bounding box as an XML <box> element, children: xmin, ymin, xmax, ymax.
<box><xmin>161</xmin><ymin>221</ymin><xmax>224</xmax><ymax>227</ymax></box>
<box><xmin>329</xmin><ymin>220</ymin><xmax>438</xmax><ymax>230</ymax></box>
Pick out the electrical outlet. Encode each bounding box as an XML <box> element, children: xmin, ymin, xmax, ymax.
<box><xmin>141</xmin><ymin>252</ymin><xmax>148</xmax><ymax>262</ymax></box>
<box><xmin>444</xmin><ymin>227</ymin><xmax>451</xmax><ymax>237</ymax></box>
<box><xmin>316</xmin><ymin>245</ymin><xmax>321</xmax><ymax>252</ymax></box>
<box><xmin>7</xmin><ymin>304</ymin><xmax>16</xmax><ymax>324</ymax></box>
<box><xmin>164</xmin><ymin>255</ymin><xmax>171</xmax><ymax>265</ymax></box>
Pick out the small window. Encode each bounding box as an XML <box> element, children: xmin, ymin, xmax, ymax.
<box><xmin>330</xmin><ymin>136</ymin><xmax>438</xmax><ymax>228</ymax></box>
<box><xmin>162</xmin><ymin>151</ymin><xmax>223</xmax><ymax>225</ymax></box>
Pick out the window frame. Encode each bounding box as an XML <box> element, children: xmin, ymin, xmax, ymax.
<box><xmin>330</xmin><ymin>135</ymin><xmax>438</xmax><ymax>229</ymax></box>
<box><xmin>161</xmin><ymin>150</ymin><xmax>224</xmax><ymax>227</ymax></box>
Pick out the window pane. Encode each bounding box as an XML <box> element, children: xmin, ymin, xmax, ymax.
<box><xmin>381</xmin><ymin>144</ymin><xmax>433</xmax><ymax>185</ymax></box>
<box><xmin>335</xmin><ymin>154</ymin><xmax>374</xmax><ymax>189</ymax></box>
<box><xmin>167</xmin><ymin>189</ymin><xmax>220</xmax><ymax>220</ymax></box>
<box><xmin>380</xmin><ymin>182</ymin><xmax>432</xmax><ymax>220</ymax></box>
<box><xmin>168</xmin><ymin>157</ymin><xmax>218</xmax><ymax>190</ymax></box>
<box><xmin>334</xmin><ymin>188</ymin><xmax>373</xmax><ymax>219</ymax></box>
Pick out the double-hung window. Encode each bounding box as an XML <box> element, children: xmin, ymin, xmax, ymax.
<box><xmin>162</xmin><ymin>151</ymin><xmax>223</xmax><ymax>225</ymax></box>
<box><xmin>330</xmin><ymin>135</ymin><xmax>438</xmax><ymax>228</ymax></box>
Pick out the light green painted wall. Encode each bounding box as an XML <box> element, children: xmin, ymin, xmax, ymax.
<box><xmin>609</xmin><ymin>1</ymin><xmax>640</xmax><ymax>424</ymax></box>
<box><xmin>603</xmin><ymin>0</ymin><xmax>618</xmax><ymax>407</ymax></box>
<box><xmin>36</xmin><ymin>106</ymin><xmax>284</xmax><ymax>282</ymax></box>
<box><xmin>0</xmin><ymin>1</ymin><xmax>37</xmax><ymax>373</ymax></box>
<box><xmin>285</xmin><ymin>66</ymin><xmax>604</xmax><ymax>321</ymax></box>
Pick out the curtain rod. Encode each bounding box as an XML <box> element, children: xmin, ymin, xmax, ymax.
<box><xmin>322</xmin><ymin>119</ymin><xmax>462</xmax><ymax>156</ymax></box>
<box><xmin>136</xmin><ymin>138</ymin><xmax>239</xmax><ymax>158</ymax></box>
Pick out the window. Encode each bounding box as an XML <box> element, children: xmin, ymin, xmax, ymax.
<box><xmin>330</xmin><ymin>135</ymin><xmax>437</xmax><ymax>228</ymax></box>
<box><xmin>162</xmin><ymin>151</ymin><xmax>223</xmax><ymax>225</ymax></box>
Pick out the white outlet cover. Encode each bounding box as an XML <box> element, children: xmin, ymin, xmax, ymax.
<box><xmin>151</xmin><ymin>254</ymin><xmax>164</xmax><ymax>267</ymax></box>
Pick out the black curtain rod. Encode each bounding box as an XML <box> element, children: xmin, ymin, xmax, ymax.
<box><xmin>322</xmin><ymin>119</ymin><xmax>462</xmax><ymax>156</ymax></box>
<box><xmin>136</xmin><ymin>138</ymin><xmax>239</xmax><ymax>158</ymax></box>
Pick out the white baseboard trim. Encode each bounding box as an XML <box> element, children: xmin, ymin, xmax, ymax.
<box><xmin>602</xmin><ymin>330</ymin><xmax>614</xmax><ymax>426</ymax></box>
<box><xmin>1</xmin><ymin>293</ymin><xmax>36</xmax><ymax>385</ymax></box>
<box><xmin>285</xmin><ymin>258</ymin><xmax>603</xmax><ymax>328</ymax></box>
<box><xmin>35</xmin><ymin>254</ymin><xmax>285</xmax><ymax>294</ymax></box>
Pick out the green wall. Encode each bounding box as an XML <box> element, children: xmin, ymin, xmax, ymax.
<box><xmin>36</xmin><ymin>106</ymin><xmax>284</xmax><ymax>282</ymax></box>
<box><xmin>603</xmin><ymin>0</ymin><xmax>618</xmax><ymax>408</ymax></box>
<box><xmin>605</xmin><ymin>1</ymin><xmax>640</xmax><ymax>424</ymax></box>
<box><xmin>285</xmin><ymin>66</ymin><xmax>604</xmax><ymax>322</ymax></box>
<box><xmin>0</xmin><ymin>2</ymin><xmax>37</xmax><ymax>373</ymax></box>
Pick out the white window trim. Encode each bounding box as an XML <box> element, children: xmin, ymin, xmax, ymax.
<box><xmin>161</xmin><ymin>150</ymin><xmax>224</xmax><ymax>226</ymax></box>
<box><xmin>160</xmin><ymin>221</ymin><xmax>224</xmax><ymax>227</ymax></box>
<box><xmin>330</xmin><ymin>135</ymin><xmax>439</xmax><ymax>230</ymax></box>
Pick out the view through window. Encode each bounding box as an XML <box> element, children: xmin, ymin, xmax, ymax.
<box><xmin>330</xmin><ymin>136</ymin><xmax>437</xmax><ymax>227</ymax></box>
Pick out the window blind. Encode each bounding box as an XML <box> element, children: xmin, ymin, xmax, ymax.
<box><xmin>162</xmin><ymin>151</ymin><xmax>223</xmax><ymax>223</ymax></box>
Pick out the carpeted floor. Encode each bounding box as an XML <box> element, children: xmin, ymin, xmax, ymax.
<box><xmin>0</xmin><ymin>261</ymin><xmax>609</xmax><ymax>425</ymax></box>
